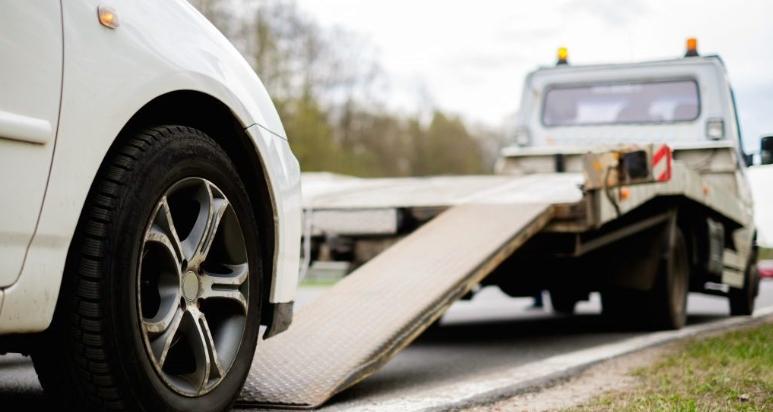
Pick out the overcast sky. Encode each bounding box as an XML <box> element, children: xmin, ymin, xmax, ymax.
<box><xmin>296</xmin><ymin>0</ymin><xmax>773</xmax><ymax>152</ymax></box>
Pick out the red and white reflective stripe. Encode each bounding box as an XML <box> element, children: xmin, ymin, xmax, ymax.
<box><xmin>652</xmin><ymin>144</ymin><xmax>672</xmax><ymax>182</ymax></box>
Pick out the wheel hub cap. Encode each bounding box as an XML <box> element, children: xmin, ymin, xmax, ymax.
<box><xmin>182</xmin><ymin>271</ymin><xmax>200</xmax><ymax>301</ymax></box>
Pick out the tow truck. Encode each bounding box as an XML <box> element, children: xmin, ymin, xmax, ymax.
<box><xmin>235</xmin><ymin>39</ymin><xmax>767</xmax><ymax>409</ymax></box>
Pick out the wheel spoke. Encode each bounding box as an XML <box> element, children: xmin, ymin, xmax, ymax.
<box><xmin>198</xmin><ymin>314</ymin><xmax>224</xmax><ymax>383</ymax></box>
<box><xmin>145</xmin><ymin>306</ymin><xmax>184</xmax><ymax>367</ymax></box>
<box><xmin>145</xmin><ymin>197</ymin><xmax>184</xmax><ymax>265</ymax></box>
<box><xmin>181</xmin><ymin>308</ymin><xmax>223</xmax><ymax>394</ymax></box>
<box><xmin>199</xmin><ymin>263</ymin><xmax>249</xmax><ymax>313</ymax></box>
<box><xmin>181</xmin><ymin>183</ymin><xmax>229</xmax><ymax>267</ymax></box>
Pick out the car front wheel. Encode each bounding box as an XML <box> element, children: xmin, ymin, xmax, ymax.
<box><xmin>33</xmin><ymin>126</ymin><xmax>263</xmax><ymax>411</ymax></box>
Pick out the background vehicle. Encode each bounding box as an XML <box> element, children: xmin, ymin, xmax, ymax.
<box><xmin>301</xmin><ymin>40</ymin><xmax>761</xmax><ymax>330</ymax></box>
<box><xmin>759</xmin><ymin>260</ymin><xmax>773</xmax><ymax>278</ymax></box>
<box><xmin>491</xmin><ymin>42</ymin><xmax>759</xmax><ymax>325</ymax></box>
<box><xmin>0</xmin><ymin>1</ymin><xmax>301</xmax><ymax>410</ymax></box>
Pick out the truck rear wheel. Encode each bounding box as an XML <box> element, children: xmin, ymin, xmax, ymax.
<box><xmin>601</xmin><ymin>226</ymin><xmax>689</xmax><ymax>330</ymax></box>
<box><xmin>647</xmin><ymin>227</ymin><xmax>689</xmax><ymax>330</ymax></box>
<box><xmin>728</xmin><ymin>248</ymin><xmax>759</xmax><ymax>316</ymax></box>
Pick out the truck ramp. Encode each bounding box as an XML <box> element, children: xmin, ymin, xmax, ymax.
<box><xmin>238</xmin><ymin>203</ymin><xmax>553</xmax><ymax>409</ymax></box>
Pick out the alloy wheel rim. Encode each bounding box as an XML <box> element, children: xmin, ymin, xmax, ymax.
<box><xmin>138</xmin><ymin>178</ymin><xmax>249</xmax><ymax>396</ymax></box>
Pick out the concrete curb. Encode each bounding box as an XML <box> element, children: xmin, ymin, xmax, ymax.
<box><xmin>337</xmin><ymin>306</ymin><xmax>773</xmax><ymax>412</ymax></box>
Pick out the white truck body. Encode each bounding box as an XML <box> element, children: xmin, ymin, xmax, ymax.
<box><xmin>501</xmin><ymin>55</ymin><xmax>755</xmax><ymax>262</ymax></box>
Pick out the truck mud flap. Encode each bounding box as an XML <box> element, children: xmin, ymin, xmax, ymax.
<box><xmin>237</xmin><ymin>203</ymin><xmax>553</xmax><ymax>409</ymax></box>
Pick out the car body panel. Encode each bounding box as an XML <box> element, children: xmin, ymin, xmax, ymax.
<box><xmin>0</xmin><ymin>1</ymin><xmax>63</xmax><ymax>287</ymax></box>
<box><xmin>246</xmin><ymin>124</ymin><xmax>302</xmax><ymax>303</ymax></box>
<box><xmin>0</xmin><ymin>0</ymin><xmax>301</xmax><ymax>333</ymax></box>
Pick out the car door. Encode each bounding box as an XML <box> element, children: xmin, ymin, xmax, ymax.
<box><xmin>0</xmin><ymin>2</ymin><xmax>63</xmax><ymax>287</ymax></box>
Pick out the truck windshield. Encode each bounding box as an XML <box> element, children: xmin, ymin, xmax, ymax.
<box><xmin>542</xmin><ymin>79</ymin><xmax>700</xmax><ymax>127</ymax></box>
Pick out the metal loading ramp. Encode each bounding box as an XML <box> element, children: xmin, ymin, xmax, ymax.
<box><xmin>238</xmin><ymin>203</ymin><xmax>553</xmax><ymax>409</ymax></box>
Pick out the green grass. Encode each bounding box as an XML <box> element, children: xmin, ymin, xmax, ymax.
<box><xmin>760</xmin><ymin>248</ymin><xmax>773</xmax><ymax>261</ymax></box>
<box><xmin>569</xmin><ymin>323</ymin><xmax>773</xmax><ymax>411</ymax></box>
<box><xmin>299</xmin><ymin>278</ymin><xmax>339</xmax><ymax>288</ymax></box>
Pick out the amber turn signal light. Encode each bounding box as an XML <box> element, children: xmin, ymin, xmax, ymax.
<box><xmin>98</xmin><ymin>5</ymin><xmax>119</xmax><ymax>29</ymax></box>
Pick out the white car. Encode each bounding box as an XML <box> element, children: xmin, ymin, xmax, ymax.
<box><xmin>0</xmin><ymin>1</ymin><xmax>301</xmax><ymax>410</ymax></box>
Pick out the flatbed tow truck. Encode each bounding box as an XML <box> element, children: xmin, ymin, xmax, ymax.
<box><xmin>236</xmin><ymin>40</ymin><xmax>766</xmax><ymax>409</ymax></box>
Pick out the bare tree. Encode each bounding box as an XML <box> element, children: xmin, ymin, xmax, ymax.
<box><xmin>188</xmin><ymin>0</ymin><xmax>493</xmax><ymax>177</ymax></box>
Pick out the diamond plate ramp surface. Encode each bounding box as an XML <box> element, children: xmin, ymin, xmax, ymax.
<box><xmin>238</xmin><ymin>203</ymin><xmax>553</xmax><ymax>409</ymax></box>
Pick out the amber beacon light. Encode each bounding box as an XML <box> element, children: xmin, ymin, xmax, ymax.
<box><xmin>556</xmin><ymin>47</ymin><xmax>569</xmax><ymax>65</ymax></box>
<box><xmin>685</xmin><ymin>37</ymin><xmax>698</xmax><ymax>57</ymax></box>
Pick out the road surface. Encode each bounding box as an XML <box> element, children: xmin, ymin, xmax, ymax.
<box><xmin>1</xmin><ymin>281</ymin><xmax>771</xmax><ymax>410</ymax></box>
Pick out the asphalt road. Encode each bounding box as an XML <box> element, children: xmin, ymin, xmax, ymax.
<box><xmin>1</xmin><ymin>281</ymin><xmax>771</xmax><ymax>410</ymax></box>
<box><xmin>319</xmin><ymin>280</ymin><xmax>773</xmax><ymax>410</ymax></box>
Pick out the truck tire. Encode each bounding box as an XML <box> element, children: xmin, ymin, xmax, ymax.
<box><xmin>728</xmin><ymin>248</ymin><xmax>759</xmax><ymax>316</ymax></box>
<box><xmin>549</xmin><ymin>290</ymin><xmax>578</xmax><ymax>315</ymax></box>
<box><xmin>647</xmin><ymin>227</ymin><xmax>689</xmax><ymax>330</ymax></box>
<box><xmin>32</xmin><ymin>126</ymin><xmax>263</xmax><ymax>411</ymax></box>
<box><xmin>602</xmin><ymin>227</ymin><xmax>689</xmax><ymax>330</ymax></box>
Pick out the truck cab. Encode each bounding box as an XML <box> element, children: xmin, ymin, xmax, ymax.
<box><xmin>511</xmin><ymin>55</ymin><xmax>746</xmax><ymax>151</ymax></box>
<box><xmin>501</xmin><ymin>42</ymin><xmax>752</xmax><ymax>188</ymax></box>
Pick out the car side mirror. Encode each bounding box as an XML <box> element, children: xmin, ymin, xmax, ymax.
<box><xmin>761</xmin><ymin>135</ymin><xmax>773</xmax><ymax>165</ymax></box>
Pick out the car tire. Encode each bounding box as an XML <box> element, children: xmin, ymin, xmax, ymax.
<box><xmin>729</xmin><ymin>247</ymin><xmax>759</xmax><ymax>316</ymax></box>
<box><xmin>32</xmin><ymin>126</ymin><xmax>263</xmax><ymax>411</ymax></box>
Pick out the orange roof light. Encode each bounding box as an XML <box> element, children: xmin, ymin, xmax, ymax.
<box><xmin>557</xmin><ymin>47</ymin><xmax>569</xmax><ymax>65</ymax></box>
<box><xmin>685</xmin><ymin>37</ymin><xmax>698</xmax><ymax>57</ymax></box>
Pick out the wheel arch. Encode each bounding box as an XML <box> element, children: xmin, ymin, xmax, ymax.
<box><xmin>106</xmin><ymin>90</ymin><xmax>278</xmax><ymax>325</ymax></box>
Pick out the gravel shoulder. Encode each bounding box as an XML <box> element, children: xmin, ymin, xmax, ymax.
<box><xmin>467</xmin><ymin>319</ymin><xmax>773</xmax><ymax>412</ymax></box>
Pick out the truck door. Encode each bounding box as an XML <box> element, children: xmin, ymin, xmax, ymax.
<box><xmin>0</xmin><ymin>2</ymin><xmax>63</xmax><ymax>287</ymax></box>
